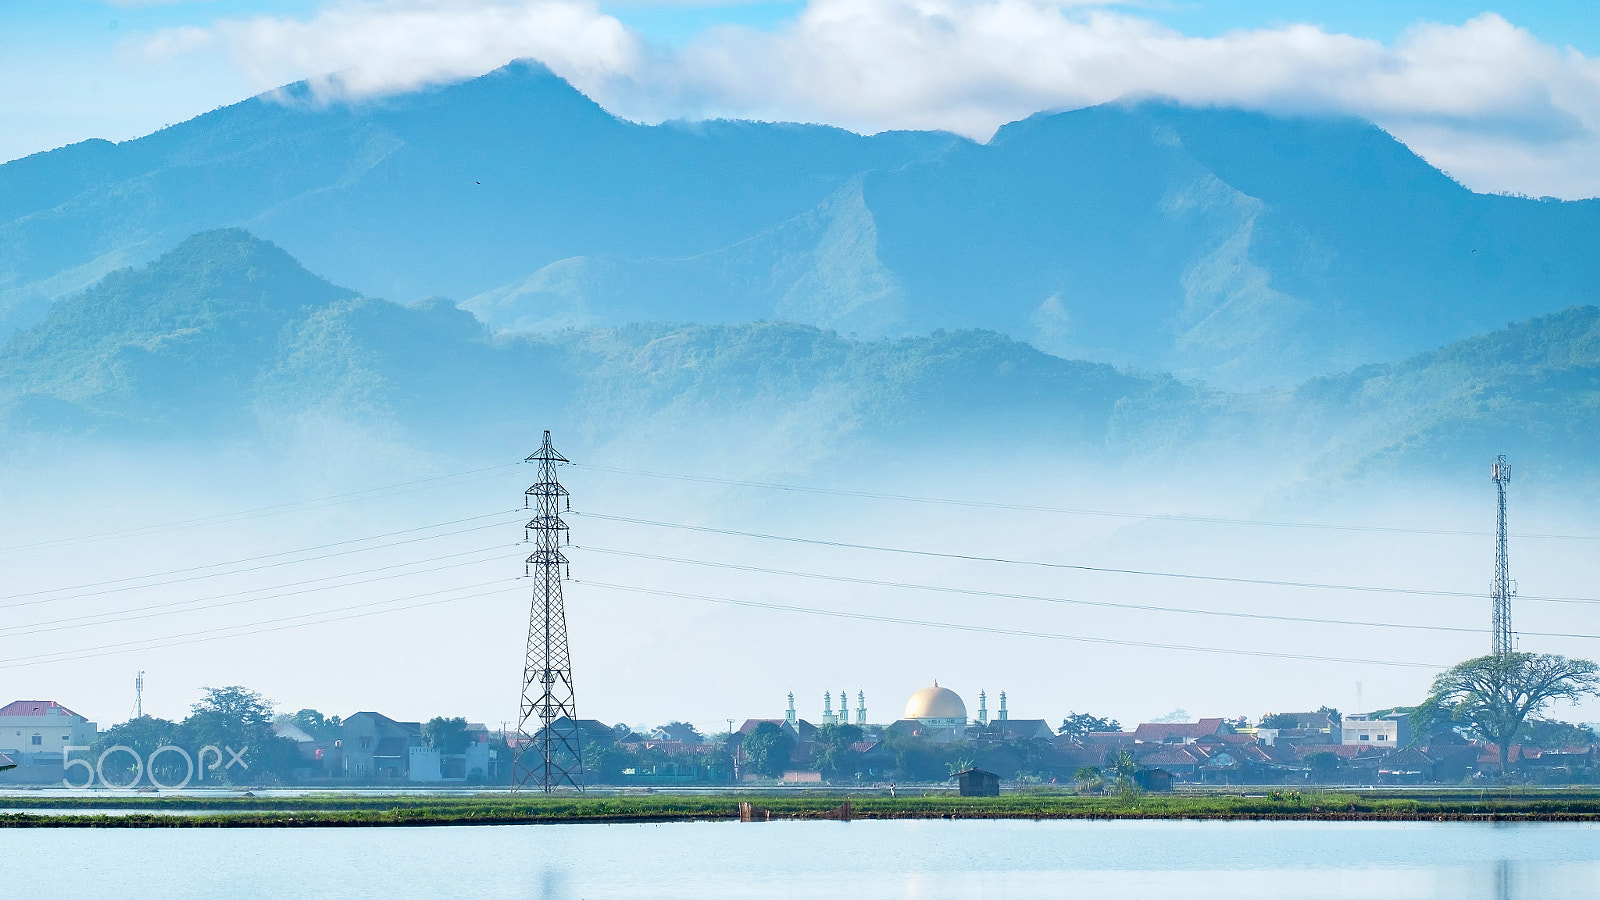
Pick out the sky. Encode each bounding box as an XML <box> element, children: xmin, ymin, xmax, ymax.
<box><xmin>1</xmin><ymin>2</ymin><xmax>1599</xmax><ymax>735</ymax></box>
<box><xmin>2</xmin><ymin>0</ymin><xmax>1599</xmax><ymax>197</ymax></box>
<box><xmin>4</xmin><ymin>435</ymin><xmax>1600</xmax><ymax>738</ymax></box>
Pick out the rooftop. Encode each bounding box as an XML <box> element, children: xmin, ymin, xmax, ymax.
<box><xmin>0</xmin><ymin>700</ymin><xmax>87</xmax><ymax>721</ymax></box>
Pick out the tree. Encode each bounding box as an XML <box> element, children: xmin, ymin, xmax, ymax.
<box><xmin>1522</xmin><ymin>718</ymin><xmax>1600</xmax><ymax>749</ymax></box>
<box><xmin>175</xmin><ymin>685</ymin><xmax>297</xmax><ymax>783</ymax></box>
<box><xmin>812</xmin><ymin>723</ymin><xmax>864</xmax><ymax>779</ymax></box>
<box><xmin>657</xmin><ymin>721</ymin><xmax>704</xmax><ymax>743</ymax></box>
<box><xmin>1108</xmin><ymin>750</ymin><xmax>1142</xmax><ymax>796</ymax></box>
<box><xmin>423</xmin><ymin>717</ymin><xmax>471</xmax><ymax>755</ymax></box>
<box><xmin>1072</xmin><ymin>765</ymin><xmax>1104</xmax><ymax>792</ymax></box>
<box><xmin>1058</xmin><ymin>712</ymin><xmax>1122</xmax><ymax>741</ymax></box>
<box><xmin>1303</xmin><ymin>751</ymin><xmax>1342</xmax><ymax>781</ymax></box>
<box><xmin>90</xmin><ymin>716</ymin><xmax>179</xmax><ymax>786</ymax></box>
<box><xmin>1419</xmin><ymin>653</ymin><xmax>1600</xmax><ymax>774</ymax></box>
<box><xmin>279</xmin><ymin>709</ymin><xmax>341</xmax><ymax>740</ymax></box>
<box><xmin>740</xmin><ymin>723</ymin><xmax>794</xmax><ymax>779</ymax></box>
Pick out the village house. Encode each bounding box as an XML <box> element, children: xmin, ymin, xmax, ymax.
<box><xmin>0</xmin><ymin>700</ymin><xmax>98</xmax><ymax>783</ymax></box>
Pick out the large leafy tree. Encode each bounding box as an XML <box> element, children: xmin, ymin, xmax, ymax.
<box><xmin>1058</xmin><ymin>712</ymin><xmax>1122</xmax><ymax>741</ymax></box>
<box><xmin>176</xmin><ymin>685</ymin><xmax>298</xmax><ymax>782</ymax></box>
<box><xmin>1419</xmin><ymin>653</ymin><xmax>1600</xmax><ymax>773</ymax></box>
<box><xmin>90</xmin><ymin>716</ymin><xmax>179</xmax><ymax>786</ymax></box>
<box><xmin>740</xmin><ymin>723</ymin><xmax>795</xmax><ymax>779</ymax></box>
<box><xmin>423</xmin><ymin>717</ymin><xmax>472</xmax><ymax>755</ymax></box>
<box><xmin>812</xmin><ymin>723</ymin><xmax>864</xmax><ymax>779</ymax></box>
<box><xmin>280</xmin><ymin>709</ymin><xmax>342</xmax><ymax>740</ymax></box>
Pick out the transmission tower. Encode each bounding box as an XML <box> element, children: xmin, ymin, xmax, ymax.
<box><xmin>513</xmin><ymin>431</ymin><xmax>585</xmax><ymax>792</ymax></box>
<box><xmin>1491</xmin><ymin>454</ymin><xmax>1514</xmax><ymax>657</ymax></box>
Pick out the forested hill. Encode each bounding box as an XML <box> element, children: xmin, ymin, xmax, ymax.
<box><xmin>1</xmin><ymin>229</ymin><xmax>1595</xmax><ymax>487</ymax></box>
<box><xmin>0</xmin><ymin>230</ymin><xmax>1173</xmax><ymax>455</ymax></box>
<box><xmin>2</xmin><ymin>62</ymin><xmax>1596</xmax><ymax>387</ymax></box>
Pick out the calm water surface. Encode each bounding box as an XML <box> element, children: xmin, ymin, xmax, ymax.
<box><xmin>8</xmin><ymin>819</ymin><xmax>1599</xmax><ymax>899</ymax></box>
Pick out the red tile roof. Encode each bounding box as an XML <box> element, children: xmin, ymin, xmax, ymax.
<box><xmin>0</xmin><ymin>700</ymin><xmax>86</xmax><ymax>720</ymax></box>
<box><xmin>1132</xmin><ymin>719</ymin><xmax>1226</xmax><ymax>743</ymax></box>
<box><xmin>1296</xmin><ymin>744</ymin><xmax>1373</xmax><ymax>760</ymax></box>
<box><xmin>1138</xmin><ymin>747</ymin><xmax>1202</xmax><ymax>767</ymax></box>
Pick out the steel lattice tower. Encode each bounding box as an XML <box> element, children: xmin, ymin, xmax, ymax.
<box><xmin>1491</xmin><ymin>454</ymin><xmax>1514</xmax><ymax>657</ymax></box>
<box><xmin>513</xmin><ymin>431</ymin><xmax>585</xmax><ymax>792</ymax></box>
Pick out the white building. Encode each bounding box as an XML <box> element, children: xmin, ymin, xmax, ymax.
<box><xmin>1341</xmin><ymin>713</ymin><xmax>1412</xmax><ymax>747</ymax></box>
<box><xmin>0</xmin><ymin>700</ymin><xmax>98</xmax><ymax>768</ymax></box>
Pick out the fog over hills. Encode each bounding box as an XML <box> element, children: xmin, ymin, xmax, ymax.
<box><xmin>1</xmin><ymin>227</ymin><xmax>1595</xmax><ymax>728</ymax></box>
<box><xmin>4</xmin><ymin>62</ymin><xmax>1597</xmax><ymax>389</ymax></box>
<box><xmin>3</xmin><ymin>230</ymin><xmax>1595</xmax><ymax>500</ymax></box>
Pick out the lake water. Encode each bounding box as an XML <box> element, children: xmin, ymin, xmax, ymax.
<box><xmin>6</xmin><ymin>819</ymin><xmax>1599</xmax><ymax>899</ymax></box>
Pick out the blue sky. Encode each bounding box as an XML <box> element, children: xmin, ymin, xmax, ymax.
<box><xmin>3</xmin><ymin>1</ymin><xmax>1598</xmax><ymax>196</ymax></box>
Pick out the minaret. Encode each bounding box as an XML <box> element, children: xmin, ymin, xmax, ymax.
<box><xmin>978</xmin><ymin>690</ymin><xmax>989</xmax><ymax>727</ymax></box>
<box><xmin>839</xmin><ymin>689</ymin><xmax>847</xmax><ymax>727</ymax></box>
<box><xmin>823</xmin><ymin>691</ymin><xmax>835</xmax><ymax>726</ymax></box>
<box><xmin>786</xmin><ymin>692</ymin><xmax>797</xmax><ymax>728</ymax></box>
<box><xmin>857</xmin><ymin>691</ymin><xmax>867</xmax><ymax>727</ymax></box>
<box><xmin>998</xmin><ymin>691</ymin><xmax>1009</xmax><ymax>721</ymax></box>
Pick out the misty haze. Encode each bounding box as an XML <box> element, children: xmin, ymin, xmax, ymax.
<box><xmin>3</xmin><ymin>1</ymin><xmax>1600</xmax><ymax>898</ymax></box>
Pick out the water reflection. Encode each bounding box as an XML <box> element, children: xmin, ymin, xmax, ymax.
<box><xmin>7</xmin><ymin>820</ymin><xmax>1600</xmax><ymax>900</ymax></box>
<box><xmin>1494</xmin><ymin>859</ymin><xmax>1515</xmax><ymax>900</ymax></box>
<box><xmin>534</xmin><ymin>868</ymin><xmax>568</xmax><ymax>900</ymax></box>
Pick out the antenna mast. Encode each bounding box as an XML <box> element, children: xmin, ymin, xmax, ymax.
<box><xmin>1491</xmin><ymin>454</ymin><xmax>1514</xmax><ymax>657</ymax></box>
<box><xmin>133</xmin><ymin>671</ymin><xmax>144</xmax><ymax>719</ymax></box>
<box><xmin>513</xmin><ymin>431</ymin><xmax>585</xmax><ymax>792</ymax></box>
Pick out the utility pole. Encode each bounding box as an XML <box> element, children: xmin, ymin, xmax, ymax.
<box><xmin>1491</xmin><ymin>455</ymin><xmax>1514</xmax><ymax>657</ymax></box>
<box><xmin>513</xmin><ymin>431</ymin><xmax>584</xmax><ymax>792</ymax></box>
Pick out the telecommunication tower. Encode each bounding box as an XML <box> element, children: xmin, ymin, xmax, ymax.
<box><xmin>513</xmin><ymin>431</ymin><xmax>585</xmax><ymax>792</ymax></box>
<box><xmin>133</xmin><ymin>671</ymin><xmax>144</xmax><ymax>719</ymax></box>
<box><xmin>1490</xmin><ymin>454</ymin><xmax>1515</xmax><ymax>657</ymax></box>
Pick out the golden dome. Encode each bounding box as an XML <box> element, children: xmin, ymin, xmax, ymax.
<box><xmin>903</xmin><ymin>682</ymin><xmax>967</xmax><ymax>721</ymax></box>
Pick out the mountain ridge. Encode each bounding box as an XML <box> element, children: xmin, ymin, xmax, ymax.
<box><xmin>2</xmin><ymin>229</ymin><xmax>1595</xmax><ymax>493</ymax></box>
<box><xmin>4</xmin><ymin>62</ymin><xmax>1596</xmax><ymax>388</ymax></box>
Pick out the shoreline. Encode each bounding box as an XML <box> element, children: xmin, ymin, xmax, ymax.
<box><xmin>7</xmin><ymin>790</ymin><xmax>1600</xmax><ymax>828</ymax></box>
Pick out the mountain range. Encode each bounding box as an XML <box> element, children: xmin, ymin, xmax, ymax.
<box><xmin>4</xmin><ymin>62</ymin><xmax>1597</xmax><ymax>388</ymax></box>
<box><xmin>2</xmin><ymin>230</ymin><xmax>1596</xmax><ymax>492</ymax></box>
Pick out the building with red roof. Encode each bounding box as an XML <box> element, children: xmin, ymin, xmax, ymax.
<box><xmin>0</xmin><ymin>699</ymin><xmax>99</xmax><ymax>776</ymax></box>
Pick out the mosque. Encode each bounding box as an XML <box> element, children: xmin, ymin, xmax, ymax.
<box><xmin>895</xmin><ymin>681</ymin><xmax>1009</xmax><ymax>742</ymax></box>
<box><xmin>784</xmin><ymin>681</ymin><xmax>1009</xmax><ymax>744</ymax></box>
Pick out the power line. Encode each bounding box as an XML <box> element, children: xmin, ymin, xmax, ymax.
<box><xmin>0</xmin><ymin>517</ymin><xmax>519</xmax><ymax>611</ymax></box>
<box><xmin>0</xmin><ymin>509</ymin><xmax>519</xmax><ymax>606</ymax></box>
<box><xmin>570</xmin><ymin>513</ymin><xmax>1600</xmax><ymax>605</ymax></box>
<box><xmin>0</xmin><ymin>547</ymin><xmax>510</xmax><ymax>639</ymax></box>
<box><xmin>0</xmin><ymin>580</ymin><xmax>523</xmax><ymax>670</ymax></box>
<box><xmin>574</xmin><ymin>545</ymin><xmax>1600</xmax><ymax>641</ymax></box>
<box><xmin>575</xmin><ymin>580</ymin><xmax>1446</xmax><ymax>669</ymax></box>
<box><xmin>570</xmin><ymin>463</ymin><xmax>1600</xmax><ymax>541</ymax></box>
<box><xmin>0</xmin><ymin>463</ymin><xmax>521</xmax><ymax>556</ymax></box>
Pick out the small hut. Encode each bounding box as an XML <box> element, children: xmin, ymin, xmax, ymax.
<box><xmin>954</xmin><ymin>767</ymin><xmax>1000</xmax><ymax>797</ymax></box>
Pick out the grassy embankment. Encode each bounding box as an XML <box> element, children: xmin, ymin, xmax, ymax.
<box><xmin>7</xmin><ymin>789</ymin><xmax>1600</xmax><ymax>827</ymax></box>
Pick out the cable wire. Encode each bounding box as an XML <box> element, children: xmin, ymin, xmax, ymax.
<box><xmin>0</xmin><ymin>518</ymin><xmax>520</xmax><ymax>611</ymax></box>
<box><xmin>574</xmin><ymin>545</ymin><xmax>1600</xmax><ymax>641</ymax></box>
<box><xmin>0</xmin><ymin>580</ymin><xmax>524</xmax><ymax>669</ymax></box>
<box><xmin>575</xmin><ymin>579</ymin><xmax>1446</xmax><ymax>669</ymax></box>
<box><xmin>0</xmin><ymin>463</ymin><xmax>521</xmax><ymax>556</ymax></box>
<box><xmin>570</xmin><ymin>512</ymin><xmax>1600</xmax><ymax>605</ymax></box>
<box><xmin>571</xmin><ymin>463</ymin><xmax>1600</xmax><ymax>541</ymax></box>
<box><xmin>0</xmin><ymin>547</ymin><xmax>511</xmax><ymax>639</ymax></box>
<box><xmin>0</xmin><ymin>509</ymin><xmax>519</xmax><ymax>605</ymax></box>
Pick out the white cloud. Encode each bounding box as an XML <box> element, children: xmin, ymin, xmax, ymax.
<box><xmin>168</xmin><ymin>0</ymin><xmax>643</xmax><ymax>99</ymax></box>
<box><xmin>144</xmin><ymin>0</ymin><xmax>1600</xmax><ymax>198</ymax></box>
